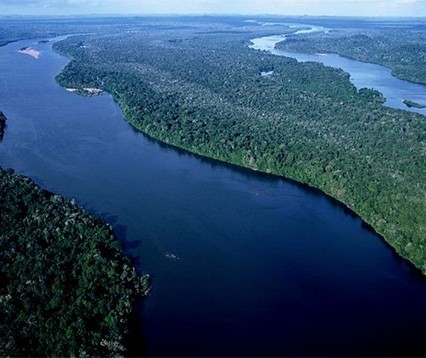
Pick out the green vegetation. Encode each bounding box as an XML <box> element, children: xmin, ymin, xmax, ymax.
<box><xmin>404</xmin><ymin>99</ymin><xmax>426</xmax><ymax>109</ymax></box>
<box><xmin>0</xmin><ymin>167</ymin><xmax>151</xmax><ymax>356</ymax></box>
<box><xmin>0</xmin><ymin>16</ymin><xmax>263</xmax><ymax>48</ymax></box>
<box><xmin>276</xmin><ymin>29</ymin><xmax>426</xmax><ymax>84</ymax></box>
<box><xmin>0</xmin><ymin>18</ymin><xmax>142</xmax><ymax>47</ymax></box>
<box><xmin>54</xmin><ymin>24</ymin><xmax>426</xmax><ymax>274</ymax></box>
<box><xmin>0</xmin><ymin>111</ymin><xmax>6</xmax><ymax>140</ymax></box>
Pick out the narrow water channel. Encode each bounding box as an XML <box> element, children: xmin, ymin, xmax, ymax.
<box><xmin>250</xmin><ymin>25</ymin><xmax>426</xmax><ymax>116</ymax></box>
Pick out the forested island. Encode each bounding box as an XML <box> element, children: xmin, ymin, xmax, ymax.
<box><xmin>53</xmin><ymin>23</ymin><xmax>426</xmax><ymax>274</ymax></box>
<box><xmin>404</xmin><ymin>99</ymin><xmax>426</xmax><ymax>109</ymax></box>
<box><xmin>276</xmin><ymin>28</ymin><xmax>426</xmax><ymax>84</ymax></box>
<box><xmin>0</xmin><ymin>167</ymin><xmax>150</xmax><ymax>356</ymax></box>
<box><xmin>0</xmin><ymin>111</ymin><xmax>6</xmax><ymax>140</ymax></box>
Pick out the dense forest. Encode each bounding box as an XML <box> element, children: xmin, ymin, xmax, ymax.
<box><xmin>276</xmin><ymin>28</ymin><xmax>426</xmax><ymax>84</ymax></box>
<box><xmin>0</xmin><ymin>111</ymin><xmax>6</xmax><ymax>140</ymax></box>
<box><xmin>0</xmin><ymin>167</ymin><xmax>150</xmax><ymax>356</ymax></box>
<box><xmin>0</xmin><ymin>16</ymin><xmax>262</xmax><ymax>47</ymax></box>
<box><xmin>54</xmin><ymin>23</ymin><xmax>426</xmax><ymax>274</ymax></box>
<box><xmin>0</xmin><ymin>17</ymin><xmax>143</xmax><ymax>46</ymax></box>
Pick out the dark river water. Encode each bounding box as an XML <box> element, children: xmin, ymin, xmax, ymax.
<box><xmin>1</xmin><ymin>38</ymin><xmax>426</xmax><ymax>357</ymax></box>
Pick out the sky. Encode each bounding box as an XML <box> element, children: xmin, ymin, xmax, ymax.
<box><xmin>0</xmin><ymin>0</ymin><xmax>425</xmax><ymax>17</ymax></box>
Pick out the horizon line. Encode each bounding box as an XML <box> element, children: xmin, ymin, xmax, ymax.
<box><xmin>1</xmin><ymin>13</ymin><xmax>426</xmax><ymax>19</ymax></box>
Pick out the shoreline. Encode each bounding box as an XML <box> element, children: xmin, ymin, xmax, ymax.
<box><xmin>52</xmin><ymin>32</ymin><xmax>426</xmax><ymax>276</ymax></box>
<box><xmin>117</xmin><ymin>100</ymin><xmax>425</xmax><ymax>277</ymax></box>
<box><xmin>0</xmin><ymin>165</ymin><xmax>151</xmax><ymax>356</ymax></box>
<box><xmin>251</xmin><ymin>33</ymin><xmax>426</xmax><ymax>116</ymax></box>
<box><xmin>272</xmin><ymin>34</ymin><xmax>426</xmax><ymax>86</ymax></box>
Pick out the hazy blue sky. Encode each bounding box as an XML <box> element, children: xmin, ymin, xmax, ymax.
<box><xmin>0</xmin><ymin>0</ymin><xmax>425</xmax><ymax>17</ymax></box>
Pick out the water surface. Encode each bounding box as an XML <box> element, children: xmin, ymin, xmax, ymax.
<box><xmin>1</xmin><ymin>38</ymin><xmax>426</xmax><ymax>356</ymax></box>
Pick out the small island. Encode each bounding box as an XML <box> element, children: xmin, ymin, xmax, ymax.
<box><xmin>0</xmin><ymin>167</ymin><xmax>150</xmax><ymax>356</ymax></box>
<box><xmin>18</xmin><ymin>47</ymin><xmax>41</xmax><ymax>59</ymax></box>
<box><xmin>403</xmin><ymin>99</ymin><xmax>426</xmax><ymax>109</ymax></box>
<box><xmin>0</xmin><ymin>111</ymin><xmax>6</xmax><ymax>140</ymax></box>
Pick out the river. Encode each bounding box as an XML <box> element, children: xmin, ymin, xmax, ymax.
<box><xmin>1</xmin><ymin>37</ymin><xmax>426</xmax><ymax>356</ymax></box>
<box><xmin>250</xmin><ymin>25</ymin><xmax>426</xmax><ymax>116</ymax></box>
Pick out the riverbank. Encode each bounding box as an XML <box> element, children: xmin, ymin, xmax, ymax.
<box><xmin>251</xmin><ymin>32</ymin><xmax>426</xmax><ymax>116</ymax></box>
<box><xmin>275</xmin><ymin>29</ymin><xmax>426</xmax><ymax>85</ymax></box>
<box><xmin>0</xmin><ymin>166</ymin><xmax>150</xmax><ymax>356</ymax></box>
<box><xmin>115</xmin><ymin>94</ymin><xmax>426</xmax><ymax>277</ymax></box>
<box><xmin>53</xmin><ymin>29</ymin><xmax>426</xmax><ymax>276</ymax></box>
